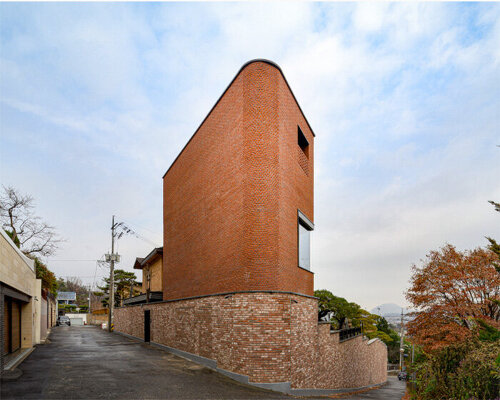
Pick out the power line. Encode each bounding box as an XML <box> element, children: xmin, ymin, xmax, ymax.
<box><xmin>116</xmin><ymin>218</ymin><xmax>161</xmax><ymax>247</ymax></box>
<box><xmin>119</xmin><ymin>218</ymin><xmax>161</xmax><ymax>237</ymax></box>
<box><xmin>47</xmin><ymin>259</ymin><xmax>99</xmax><ymax>262</ymax></box>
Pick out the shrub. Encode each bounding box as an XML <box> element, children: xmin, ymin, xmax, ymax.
<box><xmin>412</xmin><ymin>340</ymin><xmax>500</xmax><ymax>400</ymax></box>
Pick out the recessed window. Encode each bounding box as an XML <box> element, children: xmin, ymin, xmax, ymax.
<box><xmin>298</xmin><ymin>210</ymin><xmax>314</xmax><ymax>271</ymax></box>
<box><xmin>298</xmin><ymin>126</ymin><xmax>309</xmax><ymax>158</ymax></box>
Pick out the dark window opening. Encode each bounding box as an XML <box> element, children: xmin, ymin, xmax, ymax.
<box><xmin>298</xmin><ymin>126</ymin><xmax>309</xmax><ymax>158</ymax></box>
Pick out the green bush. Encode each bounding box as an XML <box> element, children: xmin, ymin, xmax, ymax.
<box><xmin>412</xmin><ymin>340</ymin><xmax>500</xmax><ymax>400</ymax></box>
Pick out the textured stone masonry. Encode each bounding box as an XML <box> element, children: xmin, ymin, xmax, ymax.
<box><xmin>114</xmin><ymin>292</ymin><xmax>387</xmax><ymax>390</ymax></box>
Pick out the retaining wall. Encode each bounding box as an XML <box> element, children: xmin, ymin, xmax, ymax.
<box><xmin>114</xmin><ymin>291</ymin><xmax>387</xmax><ymax>393</ymax></box>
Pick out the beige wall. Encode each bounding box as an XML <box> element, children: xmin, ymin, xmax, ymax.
<box><xmin>49</xmin><ymin>296</ymin><xmax>57</xmax><ymax>328</ymax></box>
<box><xmin>0</xmin><ymin>231</ymin><xmax>36</xmax><ymax>297</ymax></box>
<box><xmin>141</xmin><ymin>257</ymin><xmax>162</xmax><ymax>293</ymax></box>
<box><xmin>33</xmin><ymin>279</ymin><xmax>42</xmax><ymax>345</ymax></box>
<box><xmin>0</xmin><ymin>229</ymin><xmax>37</xmax><ymax>349</ymax></box>
<box><xmin>22</xmin><ymin>297</ymin><xmax>35</xmax><ymax>348</ymax></box>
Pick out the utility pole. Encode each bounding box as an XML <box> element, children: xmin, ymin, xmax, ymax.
<box><xmin>108</xmin><ymin>215</ymin><xmax>116</xmax><ymax>332</ymax></box>
<box><xmin>88</xmin><ymin>285</ymin><xmax>91</xmax><ymax>313</ymax></box>
<box><xmin>399</xmin><ymin>308</ymin><xmax>405</xmax><ymax>371</ymax></box>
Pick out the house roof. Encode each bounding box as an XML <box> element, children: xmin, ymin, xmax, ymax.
<box><xmin>133</xmin><ymin>247</ymin><xmax>163</xmax><ymax>269</ymax></box>
<box><xmin>123</xmin><ymin>291</ymin><xmax>163</xmax><ymax>305</ymax></box>
<box><xmin>162</xmin><ymin>59</ymin><xmax>316</xmax><ymax>179</ymax></box>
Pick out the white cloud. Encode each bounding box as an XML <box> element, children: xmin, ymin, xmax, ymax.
<box><xmin>1</xmin><ymin>2</ymin><xmax>499</xmax><ymax>310</ymax></box>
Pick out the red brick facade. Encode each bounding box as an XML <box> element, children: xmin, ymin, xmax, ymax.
<box><xmin>162</xmin><ymin>60</ymin><xmax>314</xmax><ymax>300</ymax></box>
<box><xmin>114</xmin><ymin>60</ymin><xmax>387</xmax><ymax>394</ymax></box>
<box><xmin>114</xmin><ymin>292</ymin><xmax>387</xmax><ymax>390</ymax></box>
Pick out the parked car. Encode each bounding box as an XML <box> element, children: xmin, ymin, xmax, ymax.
<box><xmin>57</xmin><ymin>316</ymin><xmax>71</xmax><ymax>326</ymax></box>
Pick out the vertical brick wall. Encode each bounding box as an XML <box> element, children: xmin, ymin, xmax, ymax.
<box><xmin>162</xmin><ymin>61</ymin><xmax>314</xmax><ymax>300</ymax></box>
<box><xmin>277</xmin><ymin>65</ymin><xmax>314</xmax><ymax>296</ymax></box>
<box><xmin>162</xmin><ymin>67</ymin><xmax>245</xmax><ymax>300</ymax></box>
<box><xmin>114</xmin><ymin>292</ymin><xmax>387</xmax><ymax>389</ymax></box>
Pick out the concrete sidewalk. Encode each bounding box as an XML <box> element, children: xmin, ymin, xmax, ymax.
<box><xmin>1</xmin><ymin>326</ymin><xmax>405</xmax><ymax>399</ymax></box>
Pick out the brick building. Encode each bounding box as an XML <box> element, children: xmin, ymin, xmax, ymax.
<box><xmin>115</xmin><ymin>60</ymin><xmax>387</xmax><ymax>395</ymax></box>
<box><xmin>162</xmin><ymin>60</ymin><xmax>314</xmax><ymax>300</ymax></box>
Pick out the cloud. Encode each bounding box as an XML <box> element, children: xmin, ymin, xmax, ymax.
<box><xmin>1</xmin><ymin>2</ymin><xmax>499</xmax><ymax>310</ymax></box>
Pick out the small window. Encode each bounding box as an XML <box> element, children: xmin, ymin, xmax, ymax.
<box><xmin>298</xmin><ymin>126</ymin><xmax>309</xmax><ymax>158</ymax></box>
<box><xmin>298</xmin><ymin>210</ymin><xmax>313</xmax><ymax>271</ymax></box>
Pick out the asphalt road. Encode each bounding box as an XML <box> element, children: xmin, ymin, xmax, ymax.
<box><xmin>1</xmin><ymin>326</ymin><xmax>405</xmax><ymax>399</ymax></box>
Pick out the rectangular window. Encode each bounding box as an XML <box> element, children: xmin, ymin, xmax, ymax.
<box><xmin>299</xmin><ymin>223</ymin><xmax>310</xmax><ymax>270</ymax></box>
<box><xmin>298</xmin><ymin>126</ymin><xmax>309</xmax><ymax>158</ymax></box>
<box><xmin>298</xmin><ymin>210</ymin><xmax>314</xmax><ymax>271</ymax></box>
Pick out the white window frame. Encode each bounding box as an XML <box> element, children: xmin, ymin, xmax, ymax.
<box><xmin>297</xmin><ymin>210</ymin><xmax>314</xmax><ymax>271</ymax></box>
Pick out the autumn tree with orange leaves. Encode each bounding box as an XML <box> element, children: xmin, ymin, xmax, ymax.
<box><xmin>406</xmin><ymin>244</ymin><xmax>500</xmax><ymax>351</ymax></box>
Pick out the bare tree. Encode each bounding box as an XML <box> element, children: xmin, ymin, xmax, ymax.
<box><xmin>0</xmin><ymin>185</ymin><xmax>62</xmax><ymax>257</ymax></box>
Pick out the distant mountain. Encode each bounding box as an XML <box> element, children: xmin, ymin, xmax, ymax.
<box><xmin>371</xmin><ymin>303</ymin><xmax>408</xmax><ymax>316</ymax></box>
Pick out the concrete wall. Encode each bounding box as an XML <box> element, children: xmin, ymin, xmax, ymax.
<box><xmin>34</xmin><ymin>279</ymin><xmax>42</xmax><ymax>345</ymax></box>
<box><xmin>162</xmin><ymin>60</ymin><xmax>314</xmax><ymax>300</ymax></box>
<box><xmin>41</xmin><ymin>297</ymin><xmax>48</xmax><ymax>340</ymax></box>
<box><xmin>114</xmin><ymin>292</ymin><xmax>386</xmax><ymax>391</ymax></box>
<box><xmin>0</xmin><ymin>231</ymin><xmax>36</xmax><ymax>298</ymax></box>
<box><xmin>0</xmin><ymin>229</ymin><xmax>37</xmax><ymax>374</ymax></box>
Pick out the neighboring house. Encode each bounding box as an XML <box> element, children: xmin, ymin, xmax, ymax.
<box><xmin>0</xmin><ymin>229</ymin><xmax>38</xmax><ymax>374</ymax></box>
<box><xmin>124</xmin><ymin>247</ymin><xmax>163</xmax><ymax>305</ymax></box>
<box><xmin>57</xmin><ymin>291</ymin><xmax>76</xmax><ymax>306</ymax></box>
<box><xmin>57</xmin><ymin>291</ymin><xmax>76</xmax><ymax>316</ymax></box>
<box><xmin>115</xmin><ymin>60</ymin><xmax>387</xmax><ymax>395</ymax></box>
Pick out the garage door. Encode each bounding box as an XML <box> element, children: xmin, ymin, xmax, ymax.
<box><xmin>70</xmin><ymin>318</ymin><xmax>83</xmax><ymax>326</ymax></box>
<box><xmin>11</xmin><ymin>300</ymin><xmax>21</xmax><ymax>352</ymax></box>
<box><xmin>3</xmin><ymin>300</ymin><xmax>10</xmax><ymax>356</ymax></box>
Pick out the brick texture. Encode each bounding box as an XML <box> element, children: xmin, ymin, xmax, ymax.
<box><xmin>162</xmin><ymin>61</ymin><xmax>314</xmax><ymax>300</ymax></box>
<box><xmin>114</xmin><ymin>292</ymin><xmax>387</xmax><ymax>389</ymax></box>
<box><xmin>119</xmin><ymin>61</ymin><xmax>388</xmax><ymax>391</ymax></box>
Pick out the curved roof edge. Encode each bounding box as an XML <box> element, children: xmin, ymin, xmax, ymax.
<box><xmin>162</xmin><ymin>59</ymin><xmax>316</xmax><ymax>179</ymax></box>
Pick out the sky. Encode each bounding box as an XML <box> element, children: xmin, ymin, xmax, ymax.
<box><xmin>1</xmin><ymin>2</ymin><xmax>499</xmax><ymax>311</ymax></box>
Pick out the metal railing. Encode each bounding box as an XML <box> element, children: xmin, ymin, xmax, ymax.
<box><xmin>338</xmin><ymin>327</ymin><xmax>362</xmax><ymax>342</ymax></box>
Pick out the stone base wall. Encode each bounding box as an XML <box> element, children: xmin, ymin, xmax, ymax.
<box><xmin>114</xmin><ymin>292</ymin><xmax>387</xmax><ymax>391</ymax></box>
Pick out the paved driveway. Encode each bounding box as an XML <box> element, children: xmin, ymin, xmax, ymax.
<box><xmin>1</xmin><ymin>326</ymin><xmax>405</xmax><ymax>399</ymax></box>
